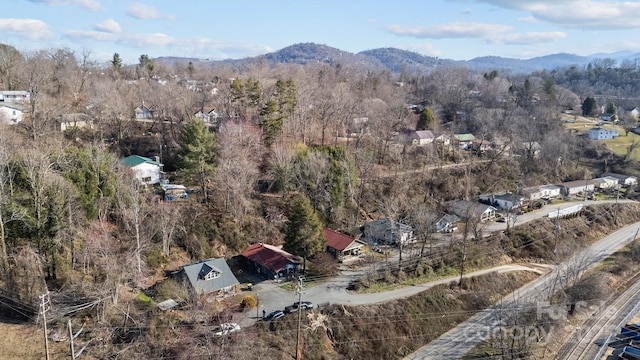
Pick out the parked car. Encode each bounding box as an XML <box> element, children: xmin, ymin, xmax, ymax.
<box><xmin>265</xmin><ymin>310</ymin><xmax>284</xmax><ymax>321</ymax></box>
<box><xmin>294</xmin><ymin>301</ymin><xmax>314</xmax><ymax>310</ymax></box>
<box><xmin>285</xmin><ymin>301</ymin><xmax>314</xmax><ymax>314</ymax></box>
<box><xmin>214</xmin><ymin>323</ymin><xmax>240</xmax><ymax>336</ymax></box>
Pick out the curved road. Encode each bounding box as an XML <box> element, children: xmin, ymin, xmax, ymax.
<box><xmin>256</xmin><ymin>263</ymin><xmax>550</xmax><ymax>317</ymax></box>
<box><xmin>404</xmin><ymin>220</ymin><xmax>640</xmax><ymax>360</ymax></box>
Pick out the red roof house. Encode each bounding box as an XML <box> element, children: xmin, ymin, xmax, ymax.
<box><xmin>241</xmin><ymin>243</ymin><xmax>300</xmax><ymax>279</ymax></box>
<box><xmin>323</xmin><ymin>228</ymin><xmax>366</xmax><ymax>261</ymax></box>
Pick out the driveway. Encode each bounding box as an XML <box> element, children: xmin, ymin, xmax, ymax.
<box><xmin>247</xmin><ymin>199</ymin><xmax>633</xmax><ymax>328</ymax></box>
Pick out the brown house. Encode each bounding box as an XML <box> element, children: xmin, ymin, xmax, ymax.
<box><xmin>241</xmin><ymin>243</ymin><xmax>301</xmax><ymax>280</ymax></box>
<box><xmin>323</xmin><ymin>228</ymin><xmax>366</xmax><ymax>262</ymax></box>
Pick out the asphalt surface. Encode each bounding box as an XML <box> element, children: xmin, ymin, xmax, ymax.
<box><xmin>404</xmin><ymin>220</ymin><xmax>640</xmax><ymax>359</ymax></box>
<box><xmin>242</xmin><ymin>199</ymin><xmax>637</xmax><ymax>358</ymax></box>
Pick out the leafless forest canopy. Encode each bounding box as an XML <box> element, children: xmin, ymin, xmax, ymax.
<box><xmin>1</xmin><ymin>43</ymin><xmax>640</xmax><ymax>358</ymax></box>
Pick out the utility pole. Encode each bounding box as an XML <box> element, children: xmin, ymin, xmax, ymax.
<box><xmin>553</xmin><ymin>208</ymin><xmax>560</xmax><ymax>256</ymax></box>
<box><xmin>614</xmin><ymin>184</ymin><xmax>620</xmax><ymax>224</ymax></box>
<box><xmin>295</xmin><ymin>276</ymin><xmax>304</xmax><ymax>360</ymax></box>
<box><xmin>39</xmin><ymin>292</ymin><xmax>51</xmax><ymax>360</ymax></box>
<box><xmin>256</xmin><ymin>293</ymin><xmax>260</xmax><ymax>320</ymax></box>
<box><xmin>459</xmin><ymin>238</ymin><xmax>467</xmax><ymax>286</ymax></box>
<box><xmin>68</xmin><ymin>320</ymin><xmax>76</xmax><ymax>360</ymax></box>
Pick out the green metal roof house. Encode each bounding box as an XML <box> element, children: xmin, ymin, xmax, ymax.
<box><xmin>120</xmin><ymin>155</ymin><xmax>163</xmax><ymax>185</ymax></box>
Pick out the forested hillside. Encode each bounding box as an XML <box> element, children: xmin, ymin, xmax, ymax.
<box><xmin>0</xmin><ymin>42</ymin><xmax>639</xmax><ymax>358</ymax></box>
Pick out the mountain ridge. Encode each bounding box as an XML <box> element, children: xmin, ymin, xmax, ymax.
<box><xmin>155</xmin><ymin>42</ymin><xmax>640</xmax><ymax>74</ymax></box>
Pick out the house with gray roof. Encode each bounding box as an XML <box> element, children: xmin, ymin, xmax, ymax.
<box><xmin>175</xmin><ymin>258</ymin><xmax>239</xmax><ymax>298</ymax></box>
<box><xmin>410</xmin><ymin>130</ymin><xmax>435</xmax><ymax>146</ymax></box>
<box><xmin>559</xmin><ymin>180</ymin><xmax>595</xmax><ymax>196</ymax></box>
<box><xmin>601</xmin><ymin>172</ymin><xmax>638</xmax><ymax>187</ymax></box>
<box><xmin>478</xmin><ymin>193</ymin><xmax>525</xmax><ymax>210</ymax></box>
<box><xmin>364</xmin><ymin>218</ymin><xmax>414</xmax><ymax>246</ymax></box>
<box><xmin>588</xmin><ymin>127</ymin><xmax>619</xmax><ymax>140</ymax></box>
<box><xmin>446</xmin><ymin>200</ymin><xmax>497</xmax><ymax>222</ymax></box>
<box><xmin>0</xmin><ymin>102</ymin><xmax>27</xmax><ymax>125</ymax></box>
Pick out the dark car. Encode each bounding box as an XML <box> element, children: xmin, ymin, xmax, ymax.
<box><xmin>284</xmin><ymin>304</ymin><xmax>299</xmax><ymax>314</ymax></box>
<box><xmin>265</xmin><ymin>310</ymin><xmax>284</xmax><ymax>321</ymax></box>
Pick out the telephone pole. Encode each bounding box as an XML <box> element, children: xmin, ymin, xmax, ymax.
<box><xmin>295</xmin><ymin>276</ymin><xmax>304</xmax><ymax>360</ymax></box>
<box><xmin>553</xmin><ymin>208</ymin><xmax>560</xmax><ymax>256</ymax></box>
<box><xmin>39</xmin><ymin>292</ymin><xmax>51</xmax><ymax>360</ymax></box>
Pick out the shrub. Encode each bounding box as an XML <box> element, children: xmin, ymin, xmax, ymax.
<box><xmin>308</xmin><ymin>252</ymin><xmax>338</xmax><ymax>277</ymax></box>
<box><xmin>241</xmin><ymin>295</ymin><xmax>257</xmax><ymax>310</ymax></box>
<box><xmin>154</xmin><ymin>278</ymin><xmax>188</xmax><ymax>302</ymax></box>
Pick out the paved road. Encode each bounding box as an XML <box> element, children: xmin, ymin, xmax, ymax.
<box><xmin>404</xmin><ymin>220</ymin><xmax>640</xmax><ymax>360</ymax></box>
<box><xmin>483</xmin><ymin>199</ymin><xmax>633</xmax><ymax>233</ymax></box>
<box><xmin>252</xmin><ymin>263</ymin><xmax>550</xmax><ymax>323</ymax></box>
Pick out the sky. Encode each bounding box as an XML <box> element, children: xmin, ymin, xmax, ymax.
<box><xmin>2</xmin><ymin>0</ymin><xmax>640</xmax><ymax>65</ymax></box>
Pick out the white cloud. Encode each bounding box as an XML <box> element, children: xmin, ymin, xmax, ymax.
<box><xmin>186</xmin><ymin>37</ymin><xmax>272</xmax><ymax>58</ymax></box>
<box><xmin>0</xmin><ymin>18</ymin><xmax>53</xmax><ymax>40</ymax></box>
<box><xmin>119</xmin><ymin>33</ymin><xmax>176</xmax><ymax>47</ymax></box>
<box><xmin>65</xmin><ymin>29</ymin><xmax>116</xmax><ymax>42</ymax></box>
<box><xmin>387</xmin><ymin>22</ymin><xmax>512</xmax><ymax>39</ymax></box>
<box><xmin>399</xmin><ymin>43</ymin><xmax>442</xmax><ymax>57</ymax></box>
<box><xmin>65</xmin><ymin>29</ymin><xmax>176</xmax><ymax>48</ymax></box>
<box><xmin>126</xmin><ymin>3</ymin><xmax>163</xmax><ymax>20</ymax></box>
<box><xmin>488</xmin><ymin>31</ymin><xmax>566</xmax><ymax>45</ymax></box>
<box><xmin>72</xmin><ymin>0</ymin><xmax>100</xmax><ymax>11</ymax></box>
<box><xmin>518</xmin><ymin>16</ymin><xmax>538</xmax><ymax>23</ymax></box>
<box><xmin>94</xmin><ymin>19</ymin><xmax>121</xmax><ymax>33</ymax></box>
<box><xmin>27</xmin><ymin>0</ymin><xmax>101</xmax><ymax>11</ymax></box>
<box><xmin>64</xmin><ymin>29</ymin><xmax>271</xmax><ymax>60</ymax></box>
<box><xmin>479</xmin><ymin>0</ymin><xmax>640</xmax><ymax>29</ymax></box>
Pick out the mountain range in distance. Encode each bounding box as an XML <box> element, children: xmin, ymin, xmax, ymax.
<box><xmin>156</xmin><ymin>42</ymin><xmax>640</xmax><ymax>74</ymax></box>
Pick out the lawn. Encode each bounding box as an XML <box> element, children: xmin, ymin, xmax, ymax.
<box><xmin>561</xmin><ymin>113</ymin><xmax>640</xmax><ymax>160</ymax></box>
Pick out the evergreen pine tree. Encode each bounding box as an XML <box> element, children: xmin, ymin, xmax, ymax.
<box><xmin>177</xmin><ymin>118</ymin><xmax>217</xmax><ymax>202</ymax></box>
<box><xmin>283</xmin><ymin>193</ymin><xmax>325</xmax><ymax>267</ymax></box>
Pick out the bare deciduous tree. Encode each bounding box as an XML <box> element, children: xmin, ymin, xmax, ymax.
<box><xmin>116</xmin><ymin>172</ymin><xmax>151</xmax><ymax>275</ymax></box>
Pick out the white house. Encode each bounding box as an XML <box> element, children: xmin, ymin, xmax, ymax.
<box><xmin>433</xmin><ymin>134</ymin><xmax>451</xmax><ymax>146</ymax></box>
<box><xmin>447</xmin><ymin>200</ymin><xmax>497</xmax><ymax>222</ymax></box>
<box><xmin>436</xmin><ymin>214</ymin><xmax>460</xmax><ymax>233</ymax></box>
<box><xmin>559</xmin><ymin>180</ymin><xmax>595</xmax><ymax>196</ymax></box>
<box><xmin>194</xmin><ymin>106</ymin><xmax>220</xmax><ymax>126</ymax></box>
<box><xmin>522</xmin><ymin>185</ymin><xmax>562</xmax><ymax>201</ymax></box>
<box><xmin>121</xmin><ymin>155</ymin><xmax>163</xmax><ymax>185</ymax></box>
<box><xmin>59</xmin><ymin>113</ymin><xmax>92</xmax><ymax>131</ymax></box>
<box><xmin>0</xmin><ymin>90</ymin><xmax>30</xmax><ymax>103</ymax></box>
<box><xmin>134</xmin><ymin>102</ymin><xmax>155</xmax><ymax>119</ymax></box>
<box><xmin>411</xmin><ymin>130</ymin><xmax>435</xmax><ymax>146</ymax></box>
<box><xmin>588</xmin><ymin>127</ymin><xmax>619</xmax><ymax>140</ymax></box>
<box><xmin>601</xmin><ymin>173</ymin><xmax>638</xmax><ymax>187</ymax></box>
<box><xmin>478</xmin><ymin>193</ymin><xmax>525</xmax><ymax>210</ymax></box>
<box><xmin>364</xmin><ymin>218</ymin><xmax>414</xmax><ymax>246</ymax></box>
<box><xmin>591</xmin><ymin>176</ymin><xmax>619</xmax><ymax>189</ymax></box>
<box><xmin>0</xmin><ymin>103</ymin><xmax>26</xmax><ymax>124</ymax></box>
